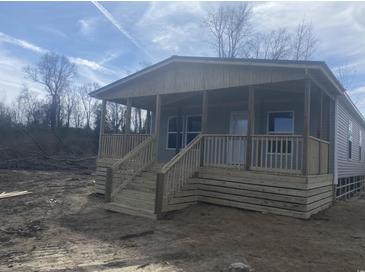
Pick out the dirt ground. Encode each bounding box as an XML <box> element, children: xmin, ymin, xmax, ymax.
<box><xmin>1</xmin><ymin>169</ymin><xmax>365</xmax><ymax>272</ymax></box>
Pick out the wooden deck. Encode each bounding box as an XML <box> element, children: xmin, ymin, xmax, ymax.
<box><xmin>162</xmin><ymin>167</ymin><xmax>333</xmax><ymax>219</ymax></box>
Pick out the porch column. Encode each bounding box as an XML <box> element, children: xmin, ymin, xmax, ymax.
<box><xmin>154</xmin><ymin>94</ymin><xmax>162</xmax><ymax>141</ymax></box>
<box><xmin>98</xmin><ymin>99</ymin><xmax>106</xmax><ymax>157</ymax></box>
<box><xmin>176</xmin><ymin>107</ymin><xmax>182</xmax><ymax>154</ymax></box>
<box><xmin>246</xmin><ymin>86</ymin><xmax>255</xmax><ymax>170</ymax></box>
<box><xmin>200</xmin><ymin>91</ymin><xmax>208</xmax><ymax>166</ymax></box>
<box><xmin>303</xmin><ymin>78</ymin><xmax>311</xmax><ymax>175</ymax></box>
<box><xmin>125</xmin><ymin>98</ymin><xmax>132</xmax><ymax>133</ymax></box>
<box><xmin>318</xmin><ymin>90</ymin><xmax>324</xmax><ymax>174</ymax></box>
<box><xmin>201</xmin><ymin>91</ymin><xmax>208</xmax><ymax>133</ymax></box>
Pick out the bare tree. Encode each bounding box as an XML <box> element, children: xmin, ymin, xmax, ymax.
<box><xmin>265</xmin><ymin>28</ymin><xmax>292</xmax><ymax>60</ymax></box>
<box><xmin>62</xmin><ymin>87</ymin><xmax>79</xmax><ymax>128</ymax></box>
<box><xmin>24</xmin><ymin>53</ymin><xmax>77</xmax><ymax>129</ymax></box>
<box><xmin>78</xmin><ymin>82</ymin><xmax>99</xmax><ymax>130</ymax></box>
<box><xmin>204</xmin><ymin>2</ymin><xmax>252</xmax><ymax>58</ymax></box>
<box><xmin>16</xmin><ymin>85</ymin><xmax>47</xmax><ymax>126</ymax></box>
<box><xmin>107</xmin><ymin>102</ymin><xmax>126</xmax><ymax>133</ymax></box>
<box><xmin>244</xmin><ymin>28</ymin><xmax>291</xmax><ymax>60</ymax></box>
<box><xmin>204</xmin><ymin>5</ymin><xmax>319</xmax><ymax>61</ymax></box>
<box><xmin>292</xmin><ymin>20</ymin><xmax>318</xmax><ymax>60</ymax></box>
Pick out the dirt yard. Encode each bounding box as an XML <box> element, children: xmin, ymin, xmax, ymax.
<box><xmin>1</xmin><ymin>169</ymin><xmax>365</xmax><ymax>271</ymax></box>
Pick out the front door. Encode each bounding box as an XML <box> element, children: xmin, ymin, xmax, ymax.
<box><xmin>228</xmin><ymin>111</ymin><xmax>248</xmax><ymax>165</ymax></box>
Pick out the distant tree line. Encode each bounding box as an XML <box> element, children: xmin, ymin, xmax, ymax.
<box><xmin>1</xmin><ymin>53</ymin><xmax>147</xmax><ymax>134</ymax></box>
<box><xmin>0</xmin><ymin>53</ymin><xmax>148</xmax><ymax>169</ymax></box>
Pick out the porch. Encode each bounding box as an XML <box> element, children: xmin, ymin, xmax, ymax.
<box><xmin>95</xmin><ymin>78</ymin><xmax>334</xmax><ymax>219</ymax></box>
<box><xmin>90</xmin><ymin>56</ymin><xmax>345</xmax><ymax>219</ymax></box>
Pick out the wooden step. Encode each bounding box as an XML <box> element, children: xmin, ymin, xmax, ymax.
<box><xmin>128</xmin><ymin>182</ymin><xmax>156</xmax><ymax>192</ymax></box>
<box><xmin>104</xmin><ymin>202</ymin><xmax>156</xmax><ymax>219</ymax></box>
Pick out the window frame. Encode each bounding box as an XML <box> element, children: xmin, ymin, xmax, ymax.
<box><xmin>359</xmin><ymin>130</ymin><xmax>362</xmax><ymax>161</ymax></box>
<box><xmin>348</xmin><ymin>120</ymin><xmax>353</xmax><ymax>160</ymax></box>
<box><xmin>166</xmin><ymin>116</ymin><xmax>184</xmax><ymax>150</ymax></box>
<box><xmin>185</xmin><ymin>115</ymin><xmax>202</xmax><ymax>145</ymax></box>
<box><xmin>267</xmin><ymin>111</ymin><xmax>295</xmax><ymax>135</ymax></box>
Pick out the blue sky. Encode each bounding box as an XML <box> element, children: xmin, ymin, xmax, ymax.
<box><xmin>1</xmin><ymin>1</ymin><xmax>365</xmax><ymax>112</ymax></box>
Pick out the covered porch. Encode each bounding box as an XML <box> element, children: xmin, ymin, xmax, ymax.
<box><xmin>91</xmin><ymin>56</ymin><xmax>341</xmax><ymax>219</ymax></box>
<box><xmin>98</xmin><ymin>79</ymin><xmax>332</xmax><ymax>177</ymax></box>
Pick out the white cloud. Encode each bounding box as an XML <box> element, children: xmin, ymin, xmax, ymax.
<box><xmin>92</xmin><ymin>1</ymin><xmax>153</xmax><ymax>60</ymax></box>
<box><xmin>78</xmin><ymin>17</ymin><xmax>99</xmax><ymax>36</ymax></box>
<box><xmin>0</xmin><ymin>31</ymin><xmax>48</xmax><ymax>54</ymax></box>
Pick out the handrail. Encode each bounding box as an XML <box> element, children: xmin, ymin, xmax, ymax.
<box><xmin>156</xmin><ymin>134</ymin><xmax>203</xmax><ymax>214</ymax></box>
<box><xmin>106</xmin><ymin>136</ymin><xmax>156</xmax><ymax>201</ymax></box>
<box><xmin>160</xmin><ymin>134</ymin><xmax>203</xmax><ymax>173</ymax></box>
<box><xmin>308</xmin><ymin>135</ymin><xmax>330</xmax><ymax>144</ymax></box>
<box><xmin>112</xmin><ymin>136</ymin><xmax>155</xmax><ymax>170</ymax></box>
<box><xmin>99</xmin><ymin>133</ymin><xmax>150</xmax><ymax>158</ymax></box>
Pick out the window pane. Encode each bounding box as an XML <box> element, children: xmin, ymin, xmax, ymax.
<box><xmin>268</xmin><ymin>112</ymin><xmax>293</xmax><ymax>133</ymax></box>
<box><xmin>348</xmin><ymin>140</ymin><xmax>352</xmax><ymax>159</ymax></box>
<box><xmin>168</xmin><ymin>133</ymin><xmax>183</xmax><ymax>149</ymax></box>
<box><xmin>187</xmin><ymin>116</ymin><xmax>201</xmax><ymax>132</ymax></box>
<box><xmin>186</xmin><ymin>133</ymin><xmax>198</xmax><ymax>144</ymax></box>
<box><xmin>168</xmin><ymin>117</ymin><xmax>183</xmax><ymax>132</ymax></box>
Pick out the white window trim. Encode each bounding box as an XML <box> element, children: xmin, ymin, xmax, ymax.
<box><xmin>166</xmin><ymin>116</ymin><xmax>184</xmax><ymax>150</ymax></box>
<box><xmin>348</xmin><ymin>120</ymin><xmax>353</xmax><ymax>160</ymax></box>
<box><xmin>359</xmin><ymin>130</ymin><xmax>362</xmax><ymax>162</ymax></box>
<box><xmin>266</xmin><ymin>111</ymin><xmax>295</xmax><ymax>134</ymax></box>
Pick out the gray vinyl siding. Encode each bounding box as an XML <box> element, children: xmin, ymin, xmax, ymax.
<box><xmin>336</xmin><ymin>99</ymin><xmax>365</xmax><ymax>178</ymax></box>
<box><xmin>157</xmin><ymin>91</ymin><xmax>307</xmax><ymax>162</ymax></box>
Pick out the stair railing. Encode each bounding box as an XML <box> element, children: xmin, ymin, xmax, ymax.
<box><xmin>155</xmin><ymin>134</ymin><xmax>203</xmax><ymax>215</ymax></box>
<box><xmin>105</xmin><ymin>136</ymin><xmax>156</xmax><ymax>201</ymax></box>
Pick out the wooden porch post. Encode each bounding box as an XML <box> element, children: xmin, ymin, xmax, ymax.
<box><xmin>246</xmin><ymin>86</ymin><xmax>255</xmax><ymax>170</ymax></box>
<box><xmin>200</xmin><ymin>91</ymin><xmax>208</xmax><ymax>166</ymax></box>
<box><xmin>319</xmin><ymin>90</ymin><xmax>324</xmax><ymax>174</ymax></box>
<box><xmin>154</xmin><ymin>94</ymin><xmax>162</xmax><ymax>144</ymax></box>
<box><xmin>303</xmin><ymin>78</ymin><xmax>311</xmax><ymax>175</ymax></box>
<box><xmin>176</xmin><ymin>107</ymin><xmax>182</xmax><ymax>154</ymax></box>
<box><xmin>125</xmin><ymin>98</ymin><xmax>132</xmax><ymax>134</ymax></box>
<box><xmin>98</xmin><ymin>99</ymin><xmax>106</xmax><ymax>158</ymax></box>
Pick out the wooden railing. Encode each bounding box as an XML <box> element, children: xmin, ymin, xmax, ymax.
<box><xmin>308</xmin><ymin>136</ymin><xmax>329</xmax><ymax>175</ymax></box>
<box><xmin>99</xmin><ymin>134</ymin><xmax>150</xmax><ymax>158</ymax></box>
<box><xmin>155</xmin><ymin>135</ymin><xmax>203</xmax><ymax>214</ymax></box>
<box><xmin>203</xmin><ymin>134</ymin><xmax>247</xmax><ymax>169</ymax></box>
<box><xmin>250</xmin><ymin>135</ymin><xmax>304</xmax><ymax>174</ymax></box>
<box><xmin>105</xmin><ymin>136</ymin><xmax>156</xmax><ymax>201</ymax></box>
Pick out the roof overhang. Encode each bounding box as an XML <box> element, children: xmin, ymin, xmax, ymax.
<box><xmin>89</xmin><ymin>55</ymin><xmax>346</xmax><ymax>100</ymax></box>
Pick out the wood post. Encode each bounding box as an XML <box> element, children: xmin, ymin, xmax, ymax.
<box><xmin>303</xmin><ymin>78</ymin><xmax>311</xmax><ymax>175</ymax></box>
<box><xmin>105</xmin><ymin>167</ymin><xmax>113</xmax><ymax>202</ymax></box>
<box><xmin>200</xmin><ymin>91</ymin><xmax>208</xmax><ymax>166</ymax></box>
<box><xmin>154</xmin><ymin>95</ymin><xmax>162</xmax><ymax>156</ymax></box>
<box><xmin>155</xmin><ymin>172</ymin><xmax>165</xmax><ymax>218</ymax></box>
<box><xmin>125</xmin><ymin>98</ymin><xmax>132</xmax><ymax>134</ymax></box>
<box><xmin>246</xmin><ymin>86</ymin><xmax>255</xmax><ymax>170</ymax></box>
<box><xmin>319</xmin><ymin>90</ymin><xmax>324</xmax><ymax>174</ymax></box>
<box><xmin>98</xmin><ymin>99</ymin><xmax>106</xmax><ymax>158</ymax></box>
<box><xmin>176</xmin><ymin>107</ymin><xmax>182</xmax><ymax>154</ymax></box>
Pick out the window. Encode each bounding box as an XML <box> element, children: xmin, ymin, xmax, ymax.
<box><xmin>268</xmin><ymin>112</ymin><xmax>294</xmax><ymax>134</ymax></box>
<box><xmin>167</xmin><ymin>117</ymin><xmax>183</xmax><ymax>149</ymax></box>
<box><xmin>186</xmin><ymin>116</ymin><xmax>201</xmax><ymax>144</ymax></box>
<box><xmin>348</xmin><ymin>121</ymin><xmax>353</xmax><ymax>159</ymax></box>
<box><xmin>359</xmin><ymin>130</ymin><xmax>362</xmax><ymax>161</ymax></box>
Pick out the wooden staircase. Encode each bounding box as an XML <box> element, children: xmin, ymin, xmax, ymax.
<box><xmin>104</xmin><ymin>162</ymin><xmax>163</xmax><ymax>219</ymax></box>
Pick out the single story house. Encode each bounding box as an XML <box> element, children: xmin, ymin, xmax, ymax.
<box><xmin>90</xmin><ymin>56</ymin><xmax>365</xmax><ymax>219</ymax></box>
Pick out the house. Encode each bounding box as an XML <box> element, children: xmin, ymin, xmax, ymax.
<box><xmin>89</xmin><ymin>55</ymin><xmax>365</xmax><ymax>219</ymax></box>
